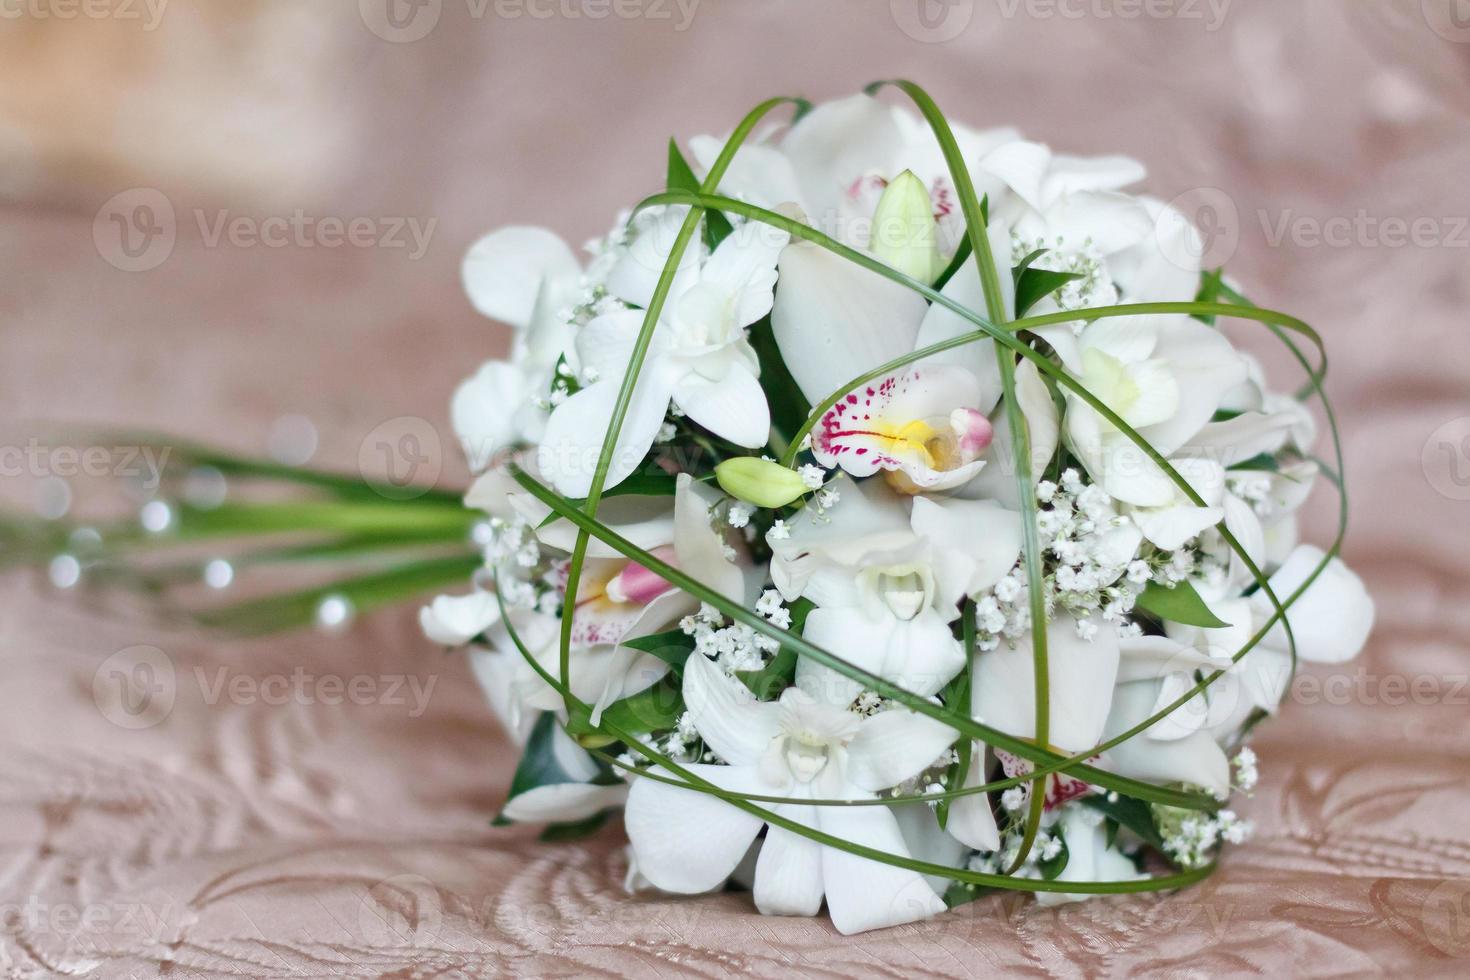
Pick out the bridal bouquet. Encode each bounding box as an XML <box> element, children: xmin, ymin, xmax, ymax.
<box><xmin>421</xmin><ymin>83</ymin><xmax>1373</xmax><ymax>933</ymax></box>
<box><xmin>14</xmin><ymin>81</ymin><xmax>1372</xmax><ymax>936</ymax></box>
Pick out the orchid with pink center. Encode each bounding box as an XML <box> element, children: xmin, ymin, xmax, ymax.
<box><xmin>812</xmin><ymin>366</ymin><xmax>995</xmax><ymax>494</ymax></box>
<box><xmin>624</xmin><ymin>652</ymin><xmax>959</xmax><ymax>934</ymax></box>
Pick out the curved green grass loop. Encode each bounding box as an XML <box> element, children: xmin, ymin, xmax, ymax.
<box><xmin>533</xmin><ymin>81</ymin><xmax>1349</xmax><ymax>892</ymax></box>
<box><xmin>492</xmin><ymin>570</ymin><xmax>1221</xmax><ymax>894</ymax></box>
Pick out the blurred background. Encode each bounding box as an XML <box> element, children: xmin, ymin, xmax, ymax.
<box><xmin>2</xmin><ymin>0</ymin><xmax>1469</xmax><ymax>973</ymax></box>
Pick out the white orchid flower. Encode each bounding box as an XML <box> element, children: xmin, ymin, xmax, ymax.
<box><xmin>454</xmin><ymin>227</ymin><xmax>584</xmax><ymax>471</ymax></box>
<box><xmin>1060</xmin><ymin>317</ymin><xmax>1249</xmax><ymax>507</ymax></box>
<box><xmin>1144</xmin><ymin>545</ymin><xmax>1374</xmax><ymax>746</ymax></box>
<box><xmin>691</xmin><ymin>93</ymin><xmax>1018</xmax><ymax>254</ymax></box>
<box><xmin>624</xmin><ymin>653</ymin><xmax>958</xmax><ymax>934</ymax></box>
<box><xmin>768</xmin><ymin>480</ymin><xmax>1021</xmax><ymax>703</ymax></box>
<box><xmin>536</xmin><ymin>209</ymin><xmax>788</xmax><ymax>497</ymax></box>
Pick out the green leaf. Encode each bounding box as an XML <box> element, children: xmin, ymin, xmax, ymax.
<box><xmin>668</xmin><ymin>138</ymin><xmax>733</xmax><ymax>249</ymax></box>
<box><xmin>932</xmin><ymin>234</ymin><xmax>972</xmax><ymax>291</ymax></box>
<box><xmin>565</xmin><ymin>676</ymin><xmax>683</xmax><ymax>739</ymax></box>
<box><xmin>1081</xmin><ymin>793</ymin><xmax>1166</xmax><ymax>852</ymax></box>
<box><xmin>499</xmin><ymin>713</ymin><xmax>592</xmax><ymax>820</ymax></box>
<box><xmin>623</xmin><ymin>629</ymin><xmax>695</xmax><ymax>674</ymax></box>
<box><xmin>1229</xmin><ymin>453</ymin><xmax>1280</xmax><ymax>473</ymax></box>
<box><xmin>1193</xmin><ymin>268</ymin><xmax>1226</xmax><ymax>324</ymax></box>
<box><xmin>1014</xmin><ymin>265</ymin><xmax>1084</xmax><ymax>318</ymax></box>
<box><xmin>1038</xmin><ymin>833</ymin><xmax>1070</xmax><ymax>881</ymax></box>
<box><xmin>538</xmin><ymin>809</ymin><xmax>612</xmax><ymax>843</ymax></box>
<box><xmin>1135</xmin><ymin>579</ymin><xmax>1231</xmax><ymax>629</ymax></box>
<box><xmin>747</xmin><ymin>315</ymin><xmax>812</xmax><ymax>446</ymax></box>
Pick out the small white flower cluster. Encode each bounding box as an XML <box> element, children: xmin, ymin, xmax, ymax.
<box><xmin>974</xmin><ymin>469</ymin><xmax>1146</xmax><ymax>650</ymax></box>
<box><xmin>482</xmin><ymin>516</ymin><xmax>563</xmax><ymax>614</ymax></box>
<box><xmin>886</xmin><ymin>746</ymin><xmax>957</xmax><ymax>802</ymax></box>
<box><xmin>1232</xmin><ymin>746</ymin><xmax>1259</xmax><ymax>793</ymax></box>
<box><xmin>679</xmin><ymin>600</ymin><xmax>780</xmax><ymax>674</ymax></box>
<box><xmin>1159</xmin><ymin>807</ymin><xmax>1254</xmax><ymax>869</ymax></box>
<box><xmin>1011</xmin><ymin>234</ymin><xmax>1114</xmax><ymax>319</ymax></box>
<box><xmin>967</xmin><ymin>823</ymin><xmax>1070</xmax><ymax>876</ymax></box>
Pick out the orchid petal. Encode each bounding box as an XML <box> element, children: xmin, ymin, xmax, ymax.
<box><xmin>462</xmin><ymin>226</ymin><xmax>579</xmax><ymax>328</ymax></box>
<box><xmin>1250</xmin><ymin>545</ymin><xmax>1374</xmax><ymax>664</ymax></box>
<box><xmin>973</xmin><ymin>615</ymin><xmax>1120</xmax><ymax>753</ymax></box>
<box><xmin>419</xmin><ymin>590</ymin><xmax>502</xmax><ymax>647</ymax></box>
<box><xmin>816</xmin><ymin>805</ymin><xmax>947</xmax><ymax>935</ymax></box>
<box><xmin>537</xmin><ymin>367</ymin><xmax>675</xmax><ymax>498</ymax></box>
<box><xmin>624</xmin><ymin>763</ymin><xmax>769</xmax><ymax>893</ymax></box>
<box><xmin>1100</xmin><ymin>681</ymin><xmax>1231</xmax><ymax>799</ymax></box>
<box><xmin>500</xmin><ymin>781</ymin><xmax>628</xmax><ymax>824</ymax></box>
<box><xmin>673</xmin><ymin>474</ymin><xmax>746</xmax><ymax>604</ymax></box>
<box><xmin>682</xmin><ymin>650</ymin><xmax>782</xmax><ymax>768</ymax></box>
<box><xmin>753</xmin><ymin>805</ymin><xmax>825</xmax><ymax>917</ymax></box>
<box><xmin>947</xmin><ymin>750</ymin><xmax>1001</xmax><ymax>852</ymax></box>
<box><xmin>847</xmin><ymin>706</ymin><xmax>960</xmax><ymax>792</ymax></box>
<box><xmin>671</xmin><ymin>362</ymin><xmax>770</xmax><ymax>449</ymax></box>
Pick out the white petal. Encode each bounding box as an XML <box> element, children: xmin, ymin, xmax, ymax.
<box><xmin>500</xmin><ymin>782</ymin><xmax>628</xmax><ymax>824</ymax></box>
<box><xmin>911</xmin><ymin>496</ymin><xmax>1023</xmax><ymax>604</ymax></box>
<box><xmin>699</xmin><ymin>219</ymin><xmax>789</xmax><ymax>328</ymax></box>
<box><xmin>1100</xmin><ymin>681</ymin><xmax>1230</xmax><ymax>799</ymax></box>
<box><xmin>911</xmin><ymin>236</ymin><xmax>1010</xmax><ymax>411</ymax></box>
<box><xmin>753</xmin><ymin>805</ymin><xmax>825</xmax><ymax>917</ymax></box>
<box><xmin>979</xmin><ymin>140</ymin><xmax>1053</xmax><ymax>214</ymax></box>
<box><xmin>451</xmin><ymin>361</ymin><xmax>528</xmax><ymax>472</ymax></box>
<box><xmin>1139</xmin><ymin>318</ymin><xmax>1249</xmax><ymax>457</ymax></box>
<box><xmin>892</xmin><ymin>801</ymin><xmax>970</xmax><ymax>895</ymax></box>
<box><xmin>536</xmin><ymin>369</ymin><xmax>674</xmax><ymax>498</ymax></box>
<box><xmin>673</xmin><ymin>473</ymin><xmax>746</xmax><ymax>604</ymax></box>
<box><xmin>1042</xmin><ymin>153</ymin><xmax>1146</xmax><ymax>199</ymax></box>
<box><xmin>462</xmin><ymin>226</ymin><xmax>579</xmax><ymax>328</ymax></box>
<box><xmin>781</xmin><ymin>94</ymin><xmax>904</xmax><ymax>239</ymax></box>
<box><xmin>956</xmin><ymin>357</ymin><xmax>1058</xmax><ymax>507</ymax></box>
<box><xmin>847</xmin><ymin>707</ymin><xmax>960</xmax><ymax>792</ymax></box>
<box><xmin>624</xmin><ymin>764</ymin><xmax>768</xmax><ymax>893</ymax></box>
<box><xmin>575</xmin><ymin>309</ymin><xmax>649</xmax><ymax>383</ymax></box>
<box><xmin>689</xmin><ymin>134</ymin><xmax>801</xmax><ymax>211</ymax></box>
<box><xmin>1181</xmin><ymin>411</ymin><xmax>1295</xmax><ymax>468</ymax></box>
<box><xmin>1036</xmin><ymin>805</ymin><xmax>1144</xmax><ymax>906</ymax></box>
<box><xmin>1132</xmin><ymin>504</ymin><xmax>1224</xmax><ymax>551</ymax></box>
<box><xmin>671</xmin><ymin>363</ymin><xmax>770</xmax><ymax>449</ymax></box>
<box><xmin>682</xmin><ymin>650</ymin><xmax>782</xmax><ymax>767</ymax></box>
<box><xmin>771</xmin><ymin>236</ymin><xmax>927</xmax><ymax>406</ymax></box>
<box><xmin>816</xmin><ymin>805</ymin><xmax>947</xmax><ymax>935</ymax></box>
<box><xmin>1042</xmin><ymin>190</ymin><xmax>1153</xmax><ymax>256</ymax></box>
<box><xmin>517</xmin><ymin>492</ymin><xmax>675</xmax><ymax>559</ymax></box>
<box><xmin>419</xmin><ymin>591</ymin><xmax>501</xmax><ymax>647</ymax></box>
<box><xmin>973</xmin><ymin>616</ymin><xmax>1120</xmax><ymax>753</ymax></box>
<box><xmin>1250</xmin><ymin>545</ymin><xmax>1374</xmax><ymax>664</ymax></box>
<box><xmin>605</xmin><ymin>207</ymin><xmax>701</xmax><ymax>310</ymax></box>
<box><xmin>801</xmin><ymin>607</ymin><xmax>963</xmax><ymax>704</ymax></box>
<box><xmin>947</xmin><ymin>750</ymin><xmax>1001</xmax><ymax>852</ymax></box>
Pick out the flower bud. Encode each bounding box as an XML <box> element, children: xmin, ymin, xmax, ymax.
<box><xmin>869</xmin><ymin>169</ymin><xmax>943</xmax><ymax>284</ymax></box>
<box><xmin>715</xmin><ymin>457</ymin><xmax>809</xmax><ymax>509</ymax></box>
